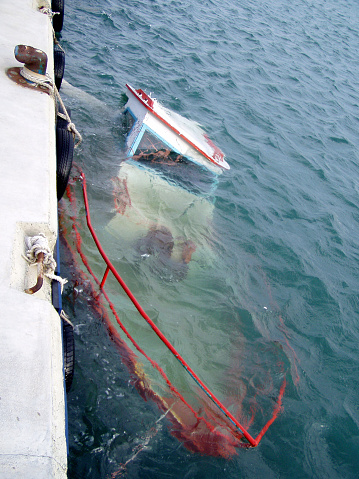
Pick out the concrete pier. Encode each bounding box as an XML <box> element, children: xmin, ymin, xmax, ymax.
<box><xmin>0</xmin><ymin>0</ymin><xmax>67</xmax><ymax>476</ymax></box>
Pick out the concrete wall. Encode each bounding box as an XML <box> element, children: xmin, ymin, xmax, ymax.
<box><xmin>0</xmin><ymin>0</ymin><xmax>67</xmax><ymax>476</ymax></box>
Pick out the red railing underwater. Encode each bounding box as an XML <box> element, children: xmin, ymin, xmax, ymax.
<box><xmin>63</xmin><ymin>169</ymin><xmax>287</xmax><ymax>452</ymax></box>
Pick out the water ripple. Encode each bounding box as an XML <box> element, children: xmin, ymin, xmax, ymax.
<box><xmin>62</xmin><ymin>0</ymin><xmax>359</xmax><ymax>477</ymax></box>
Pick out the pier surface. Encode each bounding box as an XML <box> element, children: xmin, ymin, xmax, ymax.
<box><xmin>0</xmin><ymin>0</ymin><xmax>67</xmax><ymax>477</ymax></box>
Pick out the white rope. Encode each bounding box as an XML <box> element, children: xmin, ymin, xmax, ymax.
<box><xmin>110</xmin><ymin>408</ymin><xmax>171</xmax><ymax>478</ymax></box>
<box><xmin>55</xmin><ymin>88</ymin><xmax>83</xmax><ymax>147</ymax></box>
<box><xmin>24</xmin><ymin>233</ymin><xmax>68</xmax><ymax>293</ymax></box>
<box><xmin>36</xmin><ymin>5</ymin><xmax>82</xmax><ymax>145</ymax></box>
<box><xmin>38</xmin><ymin>6</ymin><xmax>61</xmax><ymax>43</ymax></box>
<box><xmin>20</xmin><ymin>67</ymin><xmax>53</xmax><ymax>89</ymax></box>
<box><xmin>19</xmin><ymin>67</ymin><xmax>83</xmax><ymax>147</ymax></box>
<box><xmin>54</xmin><ymin>38</ymin><xmax>65</xmax><ymax>52</ymax></box>
<box><xmin>38</xmin><ymin>7</ymin><xmax>58</xmax><ymax>21</ymax></box>
<box><xmin>60</xmin><ymin>310</ymin><xmax>74</xmax><ymax>327</ymax></box>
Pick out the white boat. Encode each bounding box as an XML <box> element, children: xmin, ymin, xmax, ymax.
<box><xmin>123</xmin><ymin>84</ymin><xmax>229</xmax><ymax>174</ymax></box>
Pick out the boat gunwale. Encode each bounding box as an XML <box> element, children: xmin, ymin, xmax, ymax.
<box><xmin>125</xmin><ymin>84</ymin><xmax>230</xmax><ymax>171</ymax></box>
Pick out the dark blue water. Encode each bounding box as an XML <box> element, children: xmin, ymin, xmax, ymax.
<box><xmin>58</xmin><ymin>0</ymin><xmax>359</xmax><ymax>477</ymax></box>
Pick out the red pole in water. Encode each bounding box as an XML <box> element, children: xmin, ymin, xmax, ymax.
<box><xmin>100</xmin><ymin>265</ymin><xmax>110</xmax><ymax>289</ymax></box>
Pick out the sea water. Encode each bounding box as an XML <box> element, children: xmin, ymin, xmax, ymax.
<box><xmin>58</xmin><ymin>0</ymin><xmax>359</xmax><ymax>477</ymax></box>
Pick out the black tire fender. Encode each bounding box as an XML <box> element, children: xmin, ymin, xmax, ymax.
<box><xmin>52</xmin><ymin>0</ymin><xmax>64</xmax><ymax>32</ymax></box>
<box><xmin>56</xmin><ymin>127</ymin><xmax>74</xmax><ymax>200</ymax></box>
<box><xmin>54</xmin><ymin>45</ymin><xmax>65</xmax><ymax>91</ymax></box>
<box><xmin>56</xmin><ymin>104</ymin><xmax>71</xmax><ymax>130</ymax></box>
<box><xmin>62</xmin><ymin>317</ymin><xmax>75</xmax><ymax>393</ymax></box>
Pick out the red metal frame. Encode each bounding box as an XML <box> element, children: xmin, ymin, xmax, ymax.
<box><xmin>75</xmin><ymin>171</ymin><xmax>287</xmax><ymax>448</ymax></box>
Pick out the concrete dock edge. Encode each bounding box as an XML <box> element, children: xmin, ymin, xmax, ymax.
<box><xmin>0</xmin><ymin>0</ymin><xmax>67</xmax><ymax>477</ymax></box>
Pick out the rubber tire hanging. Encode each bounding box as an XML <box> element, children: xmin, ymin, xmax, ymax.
<box><xmin>52</xmin><ymin>0</ymin><xmax>64</xmax><ymax>33</ymax></box>
<box><xmin>54</xmin><ymin>45</ymin><xmax>65</xmax><ymax>90</ymax></box>
<box><xmin>56</xmin><ymin>127</ymin><xmax>74</xmax><ymax>200</ymax></box>
<box><xmin>62</xmin><ymin>318</ymin><xmax>75</xmax><ymax>393</ymax></box>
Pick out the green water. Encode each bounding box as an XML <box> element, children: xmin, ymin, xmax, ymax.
<box><xmin>58</xmin><ymin>0</ymin><xmax>359</xmax><ymax>477</ymax></box>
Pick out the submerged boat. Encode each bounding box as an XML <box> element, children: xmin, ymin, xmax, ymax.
<box><xmin>59</xmin><ymin>85</ymin><xmax>292</xmax><ymax>456</ymax></box>
<box><xmin>107</xmin><ymin>85</ymin><xmax>230</xmax><ymax>275</ymax></box>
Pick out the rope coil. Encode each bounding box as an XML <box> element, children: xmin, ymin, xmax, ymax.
<box><xmin>24</xmin><ymin>233</ymin><xmax>67</xmax><ymax>293</ymax></box>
